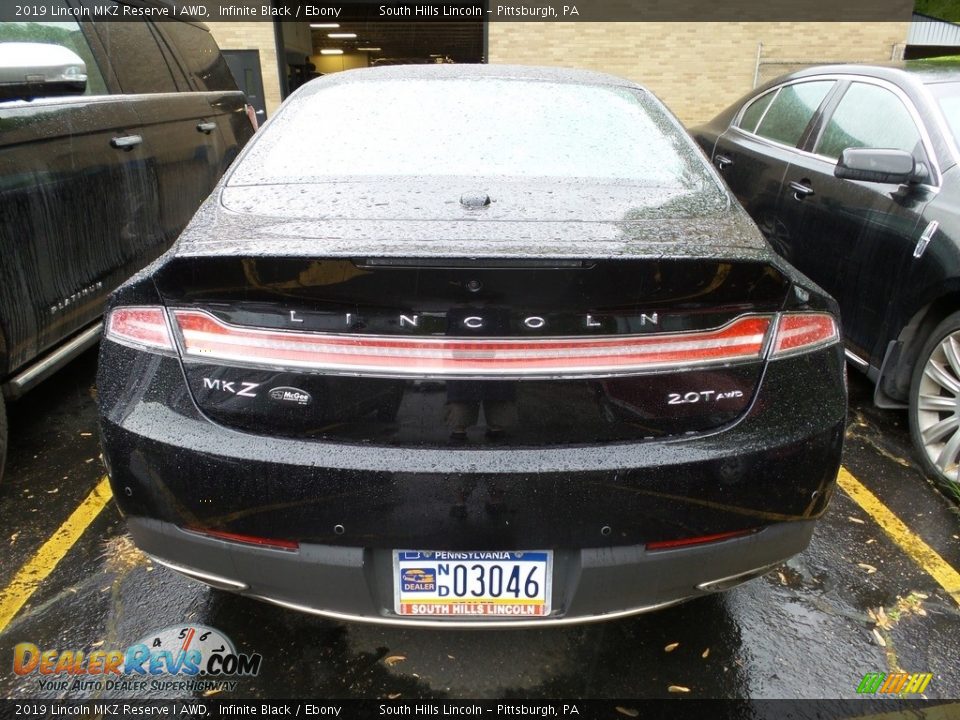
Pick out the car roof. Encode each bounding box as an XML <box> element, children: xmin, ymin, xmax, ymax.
<box><xmin>294</xmin><ymin>63</ymin><xmax>650</xmax><ymax>94</ymax></box>
<box><xmin>779</xmin><ymin>63</ymin><xmax>960</xmax><ymax>87</ymax></box>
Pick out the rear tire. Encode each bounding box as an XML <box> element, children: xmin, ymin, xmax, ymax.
<box><xmin>908</xmin><ymin>311</ymin><xmax>960</xmax><ymax>493</ymax></box>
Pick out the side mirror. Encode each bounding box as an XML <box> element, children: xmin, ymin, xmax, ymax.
<box><xmin>834</xmin><ymin>147</ymin><xmax>926</xmax><ymax>185</ymax></box>
<box><xmin>0</xmin><ymin>42</ymin><xmax>87</xmax><ymax>101</ymax></box>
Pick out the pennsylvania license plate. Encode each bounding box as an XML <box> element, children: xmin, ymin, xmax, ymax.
<box><xmin>393</xmin><ymin>550</ymin><xmax>552</xmax><ymax>618</ymax></box>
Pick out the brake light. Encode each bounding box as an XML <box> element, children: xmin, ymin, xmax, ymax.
<box><xmin>771</xmin><ymin>313</ymin><xmax>839</xmax><ymax>357</ymax></box>
<box><xmin>105</xmin><ymin>307</ymin><xmax>174</xmax><ymax>353</ymax></box>
<box><xmin>172</xmin><ymin>309</ymin><xmax>773</xmax><ymax>377</ymax></box>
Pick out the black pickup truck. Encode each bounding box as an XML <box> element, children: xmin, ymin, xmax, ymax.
<box><xmin>0</xmin><ymin>8</ymin><xmax>256</xmax><ymax>482</ymax></box>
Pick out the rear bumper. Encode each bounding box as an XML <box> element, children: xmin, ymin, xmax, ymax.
<box><xmin>99</xmin><ymin>341</ymin><xmax>845</xmax><ymax>624</ymax></box>
<box><xmin>129</xmin><ymin>515</ymin><xmax>814</xmax><ymax>627</ymax></box>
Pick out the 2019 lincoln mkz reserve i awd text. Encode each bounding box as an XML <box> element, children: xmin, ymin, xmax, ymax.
<box><xmin>97</xmin><ymin>64</ymin><xmax>847</xmax><ymax>626</ymax></box>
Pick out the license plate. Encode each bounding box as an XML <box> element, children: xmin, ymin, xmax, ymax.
<box><xmin>393</xmin><ymin>550</ymin><xmax>552</xmax><ymax>618</ymax></box>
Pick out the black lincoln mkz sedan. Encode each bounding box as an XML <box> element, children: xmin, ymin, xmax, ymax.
<box><xmin>98</xmin><ymin>65</ymin><xmax>846</xmax><ymax>626</ymax></box>
<box><xmin>692</xmin><ymin>64</ymin><xmax>960</xmax><ymax>492</ymax></box>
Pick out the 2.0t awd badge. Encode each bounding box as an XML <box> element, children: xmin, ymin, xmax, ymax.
<box><xmin>268</xmin><ymin>386</ymin><xmax>312</xmax><ymax>406</ymax></box>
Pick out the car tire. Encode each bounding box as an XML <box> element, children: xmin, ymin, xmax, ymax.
<box><xmin>0</xmin><ymin>394</ymin><xmax>6</xmax><ymax>485</ymax></box>
<box><xmin>909</xmin><ymin>311</ymin><xmax>960</xmax><ymax>491</ymax></box>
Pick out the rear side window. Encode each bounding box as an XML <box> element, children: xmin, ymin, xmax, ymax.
<box><xmin>755</xmin><ymin>81</ymin><xmax>834</xmax><ymax>147</ymax></box>
<box><xmin>0</xmin><ymin>16</ymin><xmax>107</xmax><ymax>96</ymax></box>
<box><xmin>815</xmin><ymin>82</ymin><xmax>923</xmax><ymax>160</ymax></box>
<box><xmin>88</xmin><ymin>18</ymin><xmax>178</xmax><ymax>93</ymax></box>
<box><xmin>737</xmin><ymin>91</ymin><xmax>775</xmax><ymax>133</ymax></box>
<box><xmin>161</xmin><ymin>22</ymin><xmax>236</xmax><ymax>92</ymax></box>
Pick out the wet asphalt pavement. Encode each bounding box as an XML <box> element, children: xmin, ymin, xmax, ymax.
<box><xmin>1</xmin><ymin>347</ymin><xmax>958</xmax><ymax>701</ymax></box>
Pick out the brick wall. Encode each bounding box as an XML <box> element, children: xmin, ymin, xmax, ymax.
<box><xmin>488</xmin><ymin>22</ymin><xmax>911</xmax><ymax>125</ymax></box>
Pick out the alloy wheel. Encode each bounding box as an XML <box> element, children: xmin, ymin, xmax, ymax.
<box><xmin>915</xmin><ymin>330</ymin><xmax>960</xmax><ymax>483</ymax></box>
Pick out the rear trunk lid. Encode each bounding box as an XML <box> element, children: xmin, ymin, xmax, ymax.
<box><xmin>155</xmin><ymin>243</ymin><xmax>791</xmax><ymax>446</ymax></box>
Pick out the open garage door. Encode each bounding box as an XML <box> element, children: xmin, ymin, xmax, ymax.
<box><xmin>280</xmin><ymin>18</ymin><xmax>485</xmax><ymax>92</ymax></box>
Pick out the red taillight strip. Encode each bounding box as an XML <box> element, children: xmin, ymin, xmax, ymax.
<box><xmin>171</xmin><ymin>309</ymin><xmax>772</xmax><ymax>377</ymax></box>
<box><xmin>105</xmin><ymin>306</ymin><xmax>175</xmax><ymax>352</ymax></box>
<box><xmin>771</xmin><ymin>313</ymin><xmax>839</xmax><ymax>357</ymax></box>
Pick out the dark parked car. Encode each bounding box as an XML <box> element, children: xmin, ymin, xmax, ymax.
<box><xmin>692</xmin><ymin>64</ymin><xmax>960</xmax><ymax>490</ymax></box>
<box><xmin>0</xmin><ymin>12</ymin><xmax>255</xmax><ymax>483</ymax></box>
<box><xmin>98</xmin><ymin>65</ymin><xmax>846</xmax><ymax>626</ymax></box>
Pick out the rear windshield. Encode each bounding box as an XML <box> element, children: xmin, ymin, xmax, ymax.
<box><xmin>928</xmin><ymin>81</ymin><xmax>960</xmax><ymax>149</ymax></box>
<box><xmin>229</xmin><ymin>77</ymin><xmax>717</xmax><ymax>190</ymax></box>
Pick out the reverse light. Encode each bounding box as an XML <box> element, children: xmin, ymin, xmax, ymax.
<box><xmin>105</xmin><ymin>307</ymin><xmax>174</xmax><ymax>353</ymax></box>
<box><xmin>771</xmin><ymin>313</ymin><xmax>839</xmax><ymax>357</ymax></box>
<box><xmin>172</xmin><ymin>310</ymin><xmax>773</xmax><ymax>378</ymax></box>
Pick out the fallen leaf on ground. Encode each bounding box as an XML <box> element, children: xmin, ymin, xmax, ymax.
<box><xmin>384</xmin><ymin>655</ymin><xmax>407</xmax><ymax>667</ymax></box>
<box><xmin>387</xmin><ymin>693</ymin><xmax>402</xmax><ymax>700</ymax></box>
<box><xmin>866</xmin><ymin>539</ymin><xmax>876</xmax><ymax>545</ymax></box>
<box><xmin>701</xmin><ymin>648</ymin><xmax>710</xmax><ymax>659</ymax></box>
<box><xmin>101</xmin><ymin>534</ymin><xmax>148</xmax><ymax>574</ymax></box>
<box><xmin>872</xmin><ymin>629</ymin><xmax>886</xmax><ymax>647</ymax></box>
<box><xmin>857</xmin><ymin>563</ymin><xmax>878</xmax><ymax>574</ymax></box>
<box><xmin>848</xmin><ymin>516</ymin><xmax>865</xmax><ymax>524</ymax></box>
<box><xmin>47</xmin><ymin>488</ymin><xmax>59</xmax><ymax>494</ymax></box>
<box><xmin>203</xmin><ymin>688</ymin><xmax>222</xmax><ymax>697</ymax></box>
<box><xmin>896</xmin><ymin>592</ymin><xmax>928</xmax><ymax>618</ymax></box>
<box><xmin>668</xmin><ymin>685</ymin><xmax>691</xmax><ymax>693</ymax></box>
<box><xmin>868</xmin><ymin>607</ymin><xmax>893</xmax><ymax>630</ymax></box>
<box><xmin>664</xmin><ymin>642</ymin><xmax>679</xmax><ymax>652</ymax></box>
<box><xmin>615</xmin><ymin>707</ymin><xmax>639</xmax><ymax>717</ymax></box>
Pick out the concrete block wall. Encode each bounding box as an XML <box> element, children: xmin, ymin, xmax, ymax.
<box><xmin>206</xmin><ymin>22</ymin><xmax>284</xmax><ymax>117</ymax></box>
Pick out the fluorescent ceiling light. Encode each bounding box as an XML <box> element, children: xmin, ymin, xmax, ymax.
<box><xmin>310</xmin><ymin>23</ymin><xmax>339</xmax><ymax>28</ymax></box>
<box><xmin>320</xmin><ymin>49</ymin><xmax>344</xmax><ymax>55</ymax></box>
<box><xmin>327</xmin><ymin>33</ymin><xmax>357</xmax><ymax>38</ymax></box>
<box><xmin>357</xmin><ymin>47</ymin><xmax>382</xmax><ymax>52</ymax></box>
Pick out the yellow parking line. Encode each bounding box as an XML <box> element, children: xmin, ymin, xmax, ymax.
<box><xmin>838</xmin><ymin>466</ymin><xmax>960</xmax><ymax>606</ymax></box>
<box><xmin>0</xmin><ymin>475</ymin><xmax>113</xmax><ymax>633</ymax></box>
